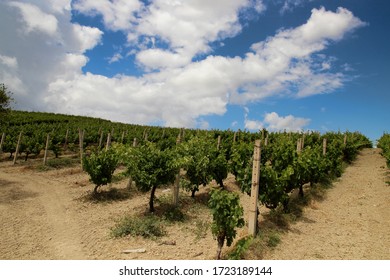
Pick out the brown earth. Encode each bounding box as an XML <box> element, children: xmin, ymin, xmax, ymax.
<box><xmin>0</xmin><ymin>148</ymin><xmax>389</xmax><ymax>260</ymax></box>
<box><xmin>264</xmin><ymin>148</ymin><xmax>390</xmax><ymax>259</ymax></box>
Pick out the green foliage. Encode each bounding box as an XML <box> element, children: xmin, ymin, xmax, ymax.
<box><xmin>209</xmin><ymin>146</ymin><xmax>229</xmax><ymax>188</ymax></box>
<box><xmin>230</xmin><ymin>141</ymin><xmax>254</xmax><ymax>192</ymax></box>
<box><xmin>121</xmin><ymin>142</ymin><xmax>177</xmax><ymax>212</ymax></box>
<box><xmin>38</xmin><ymin>157</ymin><xmax>78</xmax><ymax>171</ymax></box>
<box><xmin>209</xmin><ymin>188</ymin><xmax>245</xmax><ymax>259</ymax></box>
<box><xmin>266</xmin><ymin>231</ymin><xmax>281</xmax><ymax>247</ymax></box>
<box><xmin>0</xmin><ymin>83</ymin><xmax>13</xmax><ymax>119</ymax></box>
<box><xmin>227</xmin><ymin>237</ymin><xmax>253</xmax><ymax>260</ymax></box>
<box><xmin>378</xmin><ymin>133</ymin><xmax>390</xmax><ymax>167</ymax></box>
<box><xmin>126</xmin><ymin>143</ymin><xmax>176</xmax><ymax>192</ymax></box>
<box><xmin>111</xmin><ymin>215</ymin><xmax>165</xmax><ymax>239</ymax></box>
<box><xmin>82</xmin><ymin>149</ymin><xmax>119</xmax><ymax>193</ymax></box>
<box><xmin>177</xmin><ymin>136</ymin><xmax>213</xmax><ymax>197</ymax></box>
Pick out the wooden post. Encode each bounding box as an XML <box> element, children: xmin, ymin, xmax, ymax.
<box><xmin>98</xmin><ymin>130</ymin><xmax>104</xmax><ymax>149</ymax></box>
<box><xmin>233</xmin><ymin>132</ymin><xmax>237</xmax><ymax>143</ymax></box>
<box><xmin>297</xmin><ymin>138</ymin><xmax>302</xmax><ymax>154</ymax></box>
<box><xmin>301</xmin><ymin>134</ymin><xmax>305</xmax><ymax>150</ymax></box>
<box><xmin>105</xmin><ymin>133</ymin><xmax>111</xmax><ymax>151</ymax></box>
<box><xmin>248</xmin><ymin>139</ymin><xmax>261</xmax><ymax>236</ymax></box>
<box><xmin>13</xmin><ymin>132</ymin><xmax>22</xmax><ymax>165</ymax></box>
<box><xmin>344</xmin><ymin>134</ymin><xmax>347</xmax><ymax>145</ymax></box>
<box><xmin>121</xmin><ymin>131</ymin><xmax>125</xmax><ymax>143</ymax></box>
<box><xmin>127</xmin><ymin>137</ymin><xmax>138</xmax><ymax>189</ymax></box>
<box><xmin>79</xmin><ymin>129</ymin><xmax>84</xmax><ymax>166</ymax></box>
<box><xmin>143</xmin><ymin>128</ymin><xmax>148</xmax><ymax>141</ymax></box>
<box><xmin>323</xmin><ymin>138</ymin><xmax>327</xmax><ymax>156</ymax></box>
<box><xmin>64</xmin><ymin>129</ymin><xmax>69</xmax><ymax>149</ymax></box>
<box><xmin>0</xmin><ymin>132</ymin><xmax>5</xmax><ymax>154</ymax></box>
<box><xmin>173</xmin><ymin>132</ymin><xmax>182</xmax><ymax>206</ymax></box>
<box><xmin>217</xmin><ymin>135</ymin><xmax>221</xmax><ymax>150</ymax></box>
<box><xmin>43</xmin><ymin>133</ymin><xmax>50</xmax><ymax>165</ymax></box>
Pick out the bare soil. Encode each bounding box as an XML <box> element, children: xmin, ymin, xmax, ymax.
<box><xmin>264</xmin><ymin>148</ymin><xmax>390</xmax><ymax>259</ymax></box>
<box><xmin>0</xmin><ymin>148</ymin><xmax>389</xmax><ymax>260</ymax></box>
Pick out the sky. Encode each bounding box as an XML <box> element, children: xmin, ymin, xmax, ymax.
<box><xmin>0</xmin><ymin>0</ymin><xmax>389</xmax><ymax>143</ymax></box>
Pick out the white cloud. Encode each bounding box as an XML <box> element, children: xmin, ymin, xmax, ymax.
<box><xmin>264</xmin><ymin>112</ymin><xmax>310</xmax><ymax>132</ymax></box>
<box><xmin>72</xmin><ymin>24</ymin><xmax>103</xmax><ymax>53</ymax></box>
<box><xmin>108</xmin><ymin>53</ymin><xmax>123</xmax><ymax>64</ymax></box>
<box><xmin>73</xmin><ymin>0</ymin><xmax>142</xmax><ymax>31</ymax></box>
<box><xmin>9</xmin><ymin>2</ymin><xmax>59</xmax><ymax>35</ymax></box>
<box><xmin>245</xmin><ymin>118</ymin><xmax>264</xmax><ymax>130</ymax></box>
<box><xmin>75</xmin><ymin>0</ymin><xmax>265</xmax><ymax>69</ymax></box>
<box><xmin>0</xmin><ymin>2</ymin><xmax>366</xmax><ymax>129</ymax></box>
<box><xmin>136</xmin><ymin>48</ymin><xmax>191</xmax><ymax>69</ymax></box>
<box><xmin>280</xmin><ymin>0</ymin><xmax>312</xmax><ymax>14</ymax></box>
<box><xmin>0</xmin><ymin>55</ymin><xmax>18</xmax><ymax>70</ymax></box>
<box><xmin>0</xmin><ymin>1</ymin><xmax>103</xmax><ymax>110</ymax></box>
<box><xmin>245</xmin><ymin>112</ymin><xmax>310</xmax><ymax>132</ymax></box>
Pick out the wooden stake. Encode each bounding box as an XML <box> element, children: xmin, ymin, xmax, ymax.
<box><xmin>98</xmin><ymin>130</ymin><xmax>104</xmax><ymax>149</ymax></box>
<box><xmin>79</xmin><ymin>129</ymin><xmax>84</xmax><ymax>166</ymax></box>
<box><xmin>173</xmin><ymin>132</ymin><xmax>181</xmax><ymax>206</ymax></box>
<box><xmin>217</xmin><ymin>135</ymin><xmax>221</xmax><ymax>150</ymax></box>
<box><xmin>13</xmin><ymin>132</ymin><xmax>22</xmax><ymax>165</ymax></box>
<box><xmin>105</xmin><ymin>133</ymin><xmax>111</xmax><ymax>151</ymax></box>
<box><xmin>132</xmin><ymin>138</ymin><xmax>138</xmax><ymax>147</ymax></box>
<box><xmin>297</xmin><ymin>138</ymin><xmax>302</xmax><ymax>154</ymax></box>
<box><xmin>43</xmin><ymin>133</ymin><xmax>50</xmax><ymax>165</ymax></box>
<box><xmin>64</xmin><ymin>129</ymin><xmax>69</xmax><ymax>149</ymax></box>
<box><xmin>248</xmin><ymin>139</ymin><xmax>261</xmax><ymax>236</ymax></box>
<box><xmin>323</xmin><ymin>138</ymin><xmax>327</xmax><ymax>156</ymax></box>
<box><xmin>0</xmin><ymin>132</ymin><xmax>5</xmax><ymax>154</ymax></box>
<box><xmin>344</xmin><ymin>134</ymin><xmax>347</xmax><ymax>145</ymax></box>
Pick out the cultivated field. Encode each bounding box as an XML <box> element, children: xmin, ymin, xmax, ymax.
<box><xmin>0</xmin><ymin>148</ymin><xmax>389</xmax><ymax>260</ymax></box>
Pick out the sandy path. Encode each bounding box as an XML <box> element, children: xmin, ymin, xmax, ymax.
<box><xmin>0</xmin><ymin>166</ymin><xmax>86</xmax><ymax>259</ymax></box>
<box><xmin>264</xmin><ymin>148</ymin><xmax>390</xmax><ymax>259</ymax></box>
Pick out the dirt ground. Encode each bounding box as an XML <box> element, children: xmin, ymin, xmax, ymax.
<box><xmin>0</xmin><ymin>148</ymin><xmax>389</xmax><ymax>260</ymax></box>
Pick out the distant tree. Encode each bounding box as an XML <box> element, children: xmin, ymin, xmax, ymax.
<box><xmin>0</xmin><ymin>83</ymin><xmax>13</xmax><ymax>122</ymax></box>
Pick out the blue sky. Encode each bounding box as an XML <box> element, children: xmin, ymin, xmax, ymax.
<box><xmin>0</xmin><ymin>0</ymin><xmax>389</xmax><ymax>143</ymax></box>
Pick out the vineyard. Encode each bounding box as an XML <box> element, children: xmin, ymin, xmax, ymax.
<box><xmin>1</xmin><ymin>111</ymin><xmax>388</xmax><ymax>260</ymax></box>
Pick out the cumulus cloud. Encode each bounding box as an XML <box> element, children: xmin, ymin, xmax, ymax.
<box><xmin>0</xmin><ymin>1</ymin><xmax>366</xmax><ymax>129</ymax></box>
<box><xmin>0</xmin><ymin>0</ymin><xmax>103</xmax><ymax>109</ymax></box>
<box><xmin>73</xmin><ymin>0</ymin><xmax>142</xmax><ymax>31</ymax></box>
<box><xmin>264</xmin><ymin>112</ymin><xmax>310</xmax><ymax>131</ymax></box>
<box><xmin>9</xmin><ymin>1</ymin><xmax>59</xmax><ymax>35</ymax></box>
<box><xmin>245</xmin><ymin>112</ymin><xmax>310</xmax><ymax>132</ymax></box>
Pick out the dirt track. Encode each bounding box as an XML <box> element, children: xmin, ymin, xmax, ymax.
<box><xmin>0</xmin><ymin>148</ymin><xmax>389</xmax><ymax>259</ymax></box>
<box><xmin>265</xmin><ymin>148</ymin><xmax>390</xmax><ymax>259</ymax></box>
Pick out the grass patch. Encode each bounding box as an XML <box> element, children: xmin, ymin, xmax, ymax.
<box><xmin>111</xmin><ymin>214</ymin><xmax>166</xmax><ymax>239</ymax></box>
<box><xmin>81</xmin><ymin>187</ymin><xmax>132</xmax><ymax>203</ymax></box>
<box><xmin>161</xmin><ymin>205</ymin><xmax>186</xmax><ymax>222</ymax></box>
<box><xmin>154</xmin><ymin>194</ymin><xmax>187</xmax><ymax>222</ymax></box>
<box><xmin>267</xmin><ymin>231</ymin><xmax>281</xmax><ymax>248</ymax></box>
<box><xmin>227</xmin><ymin>236</ymin><xmax>253</xmax><ymax>260</ymax></box>
<box><xmin>37</xmin><ymin>157</ymin><xmax>79</xmax><ymax>171</ymax></box>
<box><xmin>194</xmin><ymin>220</ymin><xmax>210</xmax><ymax>241</ymax></box>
